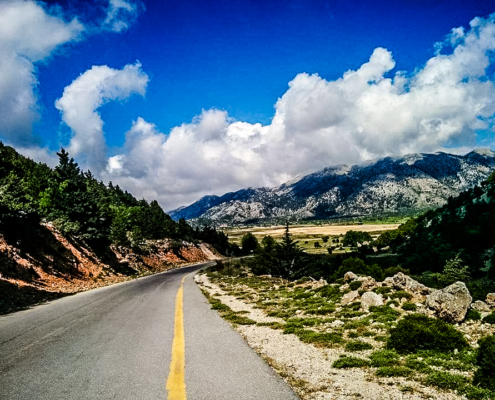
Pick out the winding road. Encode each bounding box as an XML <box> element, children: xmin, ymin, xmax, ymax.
<box><xmin>0</xmin><ymin>263</ymin><xmax>297</xmax><ymax>399</ymax></box>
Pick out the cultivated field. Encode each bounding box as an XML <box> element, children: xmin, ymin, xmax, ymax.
<box><xmin>225</xmin><ymin>224</ymin><xmax>400</xmax><ymax>254</ymax></box>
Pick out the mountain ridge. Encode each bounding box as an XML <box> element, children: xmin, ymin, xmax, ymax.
<box><xmin>169</xmin><ymin>149</ymin><xmax>495</xmax><ymax>225</ymax></box>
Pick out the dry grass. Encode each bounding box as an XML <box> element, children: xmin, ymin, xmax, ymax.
<box><xmin>226</xmin><ymin>223</ymin><xmax>399</xmax><ymax>253</ymax></box>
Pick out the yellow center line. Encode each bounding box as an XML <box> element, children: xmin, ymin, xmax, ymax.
<box><xmin>166</xmin><ymin>276</ymin><xmax>187</xmax><ymax>400</ymax></box>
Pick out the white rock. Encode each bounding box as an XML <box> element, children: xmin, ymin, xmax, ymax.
<box><xmin>341</xmin><ymin>290</ymin><xmax>360</xmax><ymax>306</ymax></box>
<box><xmin>344</xmin><ymin>271</ymin><xmax>358</xmax><ymax>282</ymax></box>
<box><xmin>361</xmin><ymin>292</ymin><xmax>383</xmax><ymax>311</ymax></box>
<box><xmin>425</xmin><ymin>281</ymin><xmax>472</xmax><ymax>323</ymax></box>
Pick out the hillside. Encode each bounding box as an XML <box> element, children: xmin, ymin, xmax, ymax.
<box><xmin>395</xmin><ymin>169</ymin><xmax>495</xmax><ymax>278</ymax></box>
<box><xmin>0</xmin><ymin>143</ymin><xmax>225</xmax><ymax>313</ymax></box>
<box><xmin>170</xmin><ymin>149</ymin><xmax>495</xmax><ymax>225</ymax></box>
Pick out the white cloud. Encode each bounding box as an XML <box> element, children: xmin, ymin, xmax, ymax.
<box><xmin>103</xmin><ymin>0</ymin><xmax>143</xmax><ymax>32</ymax></box>
<box><xmin>0</xmin><ymin>0</ymin><xmax>143</xmax><ymax>148</ymax></box>
<box><xmin>0</xmin><ymin>0</ymin><xmax>84</xmax><ymax>145</ymax></box>
<box><xmin>102</xmin><ymin>14</ymin><xmax>495</xmax><ymax>210</ymax></box>
<box><xmin>55</xmin><ymin>62</ymin><xmax>149</xmax><ymax>171</ymax></box>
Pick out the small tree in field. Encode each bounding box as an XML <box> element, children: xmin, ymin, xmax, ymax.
<box><xmin>241</xmin><ymin>232</ymin><xmax>259</xmax><ymax>254</ymax></box>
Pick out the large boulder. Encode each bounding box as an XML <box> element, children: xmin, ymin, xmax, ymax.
<box><xmin>425</xmin><ymin>282</ymin><xmax>472</xmax><ymax>323</ymax></box>
<box><xmin>361</xmin><ymin>292</ymin><xmax>383</xmax><ymax>311</ymax></box>
<box><xmin>341</xmin><ymin>290</ymin><xmax>360</xmax><ymax>305</ymax></box>
<box><xmin>344</xmin><ymin>271</ymin><xmax>358</xmax><ymax>282</ymax></box>
<box><xmin>392</xmin><ymin>272</ymin><xmax>432</xmax><ymax>298</ymax></box>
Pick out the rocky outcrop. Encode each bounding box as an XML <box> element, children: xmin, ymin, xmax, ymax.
<box><xmin>344</xmin><ymin>272</ymin><xmax>358</xmax><ymax>282</ymax></box>
<box><xmin>425</xmin><ymin>282</ymin><xmax>472</xmax><ymax>323</ymax></box>
<box><xmin>392</xmin><ymin>272</ymin><xmax>432</xmax><ymax>298</ymax></box>
<box><xmin>471</xmin><ymin>300</ymin><xmax>491</xmax><ymax>312</ymax></box>
<box><xmin>361</xmin><ymin>292</ymin><xmax>383</xmax><ymax>310</ymax></box>
<box><xmin>486</xmin><ymin>293</ymin><xmax>495</xmax><ymax>308</ymax></box>
<box><xmin>357</xmin><ymin>276</ymin><xmax>377</xmax><ymax>291</ymax></box>
<box><xmin>341</xmin><ymin>290</ymin><xmax>360</xmax><ymax>305</ymax></box>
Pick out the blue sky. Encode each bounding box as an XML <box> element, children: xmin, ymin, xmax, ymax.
<box><xmin>1</xmin><ymin>0</ymin><xmax>495</xmax><ymax>209</ymax></box>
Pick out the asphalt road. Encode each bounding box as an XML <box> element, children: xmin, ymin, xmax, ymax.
<box><xmin>0</xmin><ymin>263</ymin><xmax>298</xmax><ymax>400</ymax></box>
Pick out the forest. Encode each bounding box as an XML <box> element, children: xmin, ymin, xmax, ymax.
<box><xmin>0</xmin><ymin>143</ymin><xmax>233</xmax><ymax>255</ymax></box>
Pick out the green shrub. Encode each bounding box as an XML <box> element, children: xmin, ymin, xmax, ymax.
<box><xmin>387</xmin><ymin>314</ymin><xmax>470</xmax><ymax>354</ymax></box>
<box><xmin>390</xmin><ymin>290</ymin><xmax>413</xmax><ymax>301</ymax></box>
<box><xmin>374</xmin><ymin>335</ymin><xmax>388</xmax><ymax>342</ymax></box>
<box><xmin>386</xmin><ymin>300</ymin><xmax>399</xmax><ymax>307</ymax></box>
<box><xmin>307</xmin><ymin>305</ymin><xmax>337</xmax><ymax>315</ymax></box>
<box><xmin>349</xmin><ymin>281</ymin><xmax>362</xmax><ymax>291</ymax></box>
<box><xmin>267</xmin><ymin>310</ymin><xmax>293</xmax><ymax>318</ymax></box>
<box><xmin>332</xmin><ymin>356</ymin><xmax>371</xmax><ymax>368</ymax></box>
<box><xmin>460</xmin><ymin>385</ymin><xmax>495</xmax><ymax>400</ymax></box>
<box><xmin>404</xmin><ymin>358</ymin><xmax>433</xmax><ymax>373</ymax></box>
<box><xmin>473</xmin><ymin>335</ymin><xmax>495</xmax><ymax>391</ymax></box>
<box><xmin>316</xmin><ymin>284</ymin><xmax>341</xmax><ymax>299</ymax></box>
<box><xmin>345</xmin><ymin>341</ymin><xmax>373</xmax><ymax>351</ymax></box>
<box><xmin>374</xmin><ymin>286</ymin><xmax>393</xmax><ymax>295</ymax></box>
<box><xmin>482</xmin><ymin>311</ymin><xmax>495</xmax><ymax>324</ymax></box>
<box><xmin>286</xmin><ymin>328</ymin><xmax>344</xmax><ymax>347</ymax></box>
<box><xmin>375</xmin><ymin>366</ymin><xmax>413</xmax><ymax>377</ymax></box>
<box><xmin>425</xmin><ymin>371</ymin><xmax>469</xmax><ymax>391</ymax></box>
<box><xmin>369</xmin><ymin>349</ymin><xmax>400</xmax><ymax>367</ymax></box>
<box><xmin>369</xmin><ymin>305</ymin><xmax>401</xmax><ymax>323</ymax></box>
<box><xmin>465</xmin><ymin>309</ymin><xmax>482</xmax><ymax>321</ymax></box>
<box><xmin>402</xmin><ymin>302</ymin><xmax>417</xmax><ymax>311</ymax></box>
<box><xmin>211</xmin><ymin>302</ymin><xmax>232</xmax><ymax>311</ymax></box>
<box><xmin>256</xmin><ymin>321</ymin><xmax>284</xmax><ymax>329</ymax></box>
<box><xmin>222</xmin><ymin>312</ymin><xmax>256</xmax><ymax>325</ymax></box>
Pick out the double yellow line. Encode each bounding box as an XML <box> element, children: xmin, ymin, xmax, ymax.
<box><xmin>166</xmin><ymin>276</ymin><xmax>187</xmax><ymax>400</ymax></box>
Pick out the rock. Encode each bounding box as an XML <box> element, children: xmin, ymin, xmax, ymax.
<box><xmin>486</xmin><ymin>293</ymin><xmax>495</xmax><ymax>307</ymax></box>
<box><xmin>358</xmin><ymin>276</ymin><xmax>377</xmax><ymax>291</ymax></box>
<box><xmin>383</xmin><ymin>277</ymin><xmax>394</xmax><ymax>287</ymax></box>
<box><xmin>313</xmin><ymin>278</ymin><xmax>328</xmax><ymax>289</ymax></box>
<box><xmin>341</xmin><ymin>290</ymin><xmax>360</xmax><ymax>305</ymax></box>
<box><xmin>425</xmin><ymin>281</ymin><xmax>472</xmax><ymax>323</ymax></box>
<box><xmin>361</xmin><ymin>292</ymin><xmax>383</xmax><ymax>311</ymax></box>
<box><xmin>471</xmin><ymin>300</ymin><xmax>490</xmax><ymax>312</ymax></box>
<box><xmin>344</xmin><ymin>271</ymin><xmax>358</xmax><ymax>282</ymax></box>
<box><xmin>331</xmin><ymin>320</ymin><xmax>344</xmax><ymax>328</ymax></box>
<box><xmin>392</xmin><ymin>272</ymin><xmax>432</xmax><ymax>298</ymax></box>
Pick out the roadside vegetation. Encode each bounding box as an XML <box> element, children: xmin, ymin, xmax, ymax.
<box><xmin>200</xmin><ymin>260</ymin><xmax>495</xmax><ymax>399</ymax></box>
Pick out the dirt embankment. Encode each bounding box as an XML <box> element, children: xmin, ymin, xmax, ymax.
<box><xmin>0</xmin><ymin>223</ymin><xmax>221</xmax><ymax>314</ymax></box>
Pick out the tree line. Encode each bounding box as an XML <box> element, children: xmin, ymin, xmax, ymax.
<box><xmin>0</xmin><ymin>143</ymin><xmax>232</xmax><ymax>254</ymax></box>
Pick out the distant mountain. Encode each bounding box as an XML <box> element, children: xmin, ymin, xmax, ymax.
<box><xmin>169</xmin><ymin>149</ymin><xmax>495</xmax><ymax>225</ymax></box>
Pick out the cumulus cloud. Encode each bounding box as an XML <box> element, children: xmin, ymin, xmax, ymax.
<box><xmin>0</xmin><ymin>0</ymin><xmax>143</xmax><ymax>148</ymax></box>
<box><xmin>103</xmin><ymin>13</ymin><xmax>495</xmax><ymax>210</ymax></box>
<box><xmin>55</xmin><ymin>62</ymin><xmax>149</xmax><ymax>171</ymax></box>
<box><xmin>0</xmin><ymin>0</ymin><xmax>84</xmax><ymax>145</ymax></box>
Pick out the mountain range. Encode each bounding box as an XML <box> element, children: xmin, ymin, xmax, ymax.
<box><xmin>169</xmin><ymin>149</ymin><xmax>495</xmax><ymax>225</ymax></box>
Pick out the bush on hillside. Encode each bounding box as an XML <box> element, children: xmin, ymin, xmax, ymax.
<box><xmin>473</xmin><ymin>335</ymin><xmax>495</xmax><ymax>391</ymax></box>
<box><xmin>387</xmin><ymin>314</ymin><xmax>470</xmax><ymax>354</ymax></box>
<box><xmin>464</xmin><ymin>309</ymin><xmax>481</xmax><ymax>321</ymax></box>
<box><xmin>482</xmin><ymin>311</ymin><xmax>495</xmax><ymax>324</ymax></box>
